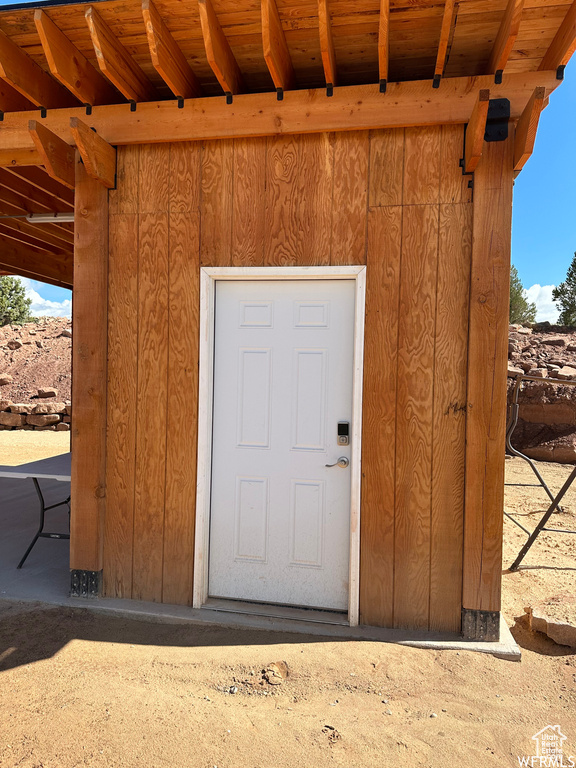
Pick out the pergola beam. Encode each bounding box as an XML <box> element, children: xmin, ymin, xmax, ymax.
<box><xmin>29</xmin><ymin>119</ymin><xmax>75</xmax><ymax>190</ymax></box>
<box><xmin>0</xmin><ymin>167</ymin><xmax>74</xmax><ymax>210</ymax></box>
<box><xmin>514</xmin><ymin>86</ymin><xmax>546</xmax><ymax>172</ymax></box>
<box><xmin>0</xmin><ymin>149</ymin><xmax>42</xmax><ymax>167</ymax></box>
<box><xmin>378</xmin><ymin>0</ymin><xmax>390</xmax><ymax>92</ymax></box>
<box><xmin>0</xmin><ymin>236</ymin><xmax>72</xmax><ymax>288</ymax></box>
<box><xmin>198</xmin><ymin>0</ymin><xmax>244</xmax><ymax>97</ymax></box>
<box><xmin>262</xmin><ymin>0</ymin><xmax>295</xmax><ymax>95</ymax></box>
<box><xmin>70</xmin><ymin>117</ymin><xmax>116</xmax><ymax>189</ymax></box>
<box><xmin>463</xmin><ymin>89</ymin><xmax>490</xmax><ymax>173</ymax></box>
<box><xmin>142</xmin><ymin>0</ymin><xmax>201</xmax><ymax>99</ymax></box>
<box><xmin>434</xmin><ymin>0</ymin><xmax>457</xmax><ymax>87</ymax></box>
<box><xmin>0</xmin><ymin>72</ymin><xmax>560</xmax><ymax>151</ymax></box>
<box><xmin>0</xmin><ymin>80</ymin><xmax>35</xmax><ymax>114</ymax></box>
<box><xmin>318</xmin><ymin>0</ymin><xmax>337</xmax><ymax>91</ymax></box>
<box><xmin>487</xmin><ymin>0</ymin><xmax>525</xmax><ymax>82</ymax></box>
<box><xmin>538</xmin><ymin>0</ymin><xmax>576</xmax><ymax>77</ymax></box>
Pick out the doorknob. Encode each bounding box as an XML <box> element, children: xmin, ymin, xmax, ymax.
<box><xmin>325</xmin><ymin>457</ymin><xmax>349</xmax><ymax>468</ymax></box>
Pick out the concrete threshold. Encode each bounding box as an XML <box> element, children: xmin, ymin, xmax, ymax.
<box><xmin>2</xmin><ymin>591</ymin><xmax>521</xmax><ymax>661</ymax></box>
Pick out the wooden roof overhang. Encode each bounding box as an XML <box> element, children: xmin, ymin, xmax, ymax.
<box><xmin>0</xmin><ymin>0</ymin><xmax>573</xmax><ymax>288</ymax></box>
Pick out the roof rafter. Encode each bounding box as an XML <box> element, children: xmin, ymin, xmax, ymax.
<box><xmin>538</xmin><ymin>0</ymin><xmax>576</xmax><ymax>78</ymax></box>
<box><xmin>0</xmin><ymin>235</ymin><xmax>72</xmax><ymax>289</ymax></box>
<box><xmin>35</xmin><ymin>9</ymin><xmax>121</xmax><ymax>108</ymax></box>
<box><xmin>86</xmin><ymin>5</ymin><xmax>157</xmax><ymax>103</ymax></box>
<box><xmin>487</xmin><ymin>0</ymin><xmax>525</xmax><ymax>83</ymax></box>
<box><xmin>0</xmin><ymin>217</ymin><xmax>72</xmax><ymax>254</ymax></box>
<box><xmin>514</xmin><ymin>86</ymin><xmax>546</xmax><ymax>172</ymax></box>
<box><xmin>29</xmin><ymin>119</ymin><xmax>75</xmax><ymax>190</ymax></box>
<box><xmin>0</xmin><ymin>80</ymin><xmax>35</xmax><ymax>114</ymax></box>
<box><xmin>198</xmin><ymin>0</ymin><xmax>244</xmax><ymax>98</ymax></box>
<box><xmin>142</xmin><ymin>0</ymin><xmax>201</xmax><ymax>99</ymax></box>
<box><xmin>262</xmin><ymin>0</ymin><xmax>295</xmax><ymax>96</ymax></box>
<box><xmin>434</xmin><ymin>0</ymin><xmax>457</xmax><ymax>88</ymax></box>
<box><xmin>318</xmin><ymin>0</ymin><xmax>337</xmax><ymax>92</ymax></box>
<box><xmin>0</xmin><ymin>168</ymin><xmax>73</xmax><ymax>211</ymax></box>
<box><xmin>378</xmin><ymin>0</ymin><xmax>390</xmax><ymax>92</ymax></box>
<box><xmin>0</xmin><ymin>28</ymin><xmax>78</xmax><ymax>109</ymax></box>
<box><xmin>0</xmin><ymin>187</ymin><xmax>74</xmax><ymax>244</ymax></box>
<box><xmin>463</xmin><ymin>89</ymin><xmax>490</xmax><ymax>173</ymax></box>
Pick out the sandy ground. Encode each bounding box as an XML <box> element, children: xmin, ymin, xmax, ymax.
<box><xmin>0</xmin><ymin>430</ymin><xmax>70</xmax><ymax>465</ymax></box>
<box><xmin>0</xmin><ymin>440</ymin><xmax>575</xmax><ymax>768</ymax></box>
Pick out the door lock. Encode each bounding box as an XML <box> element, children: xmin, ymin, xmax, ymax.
<box><xmin>325</xmin><ymin>457</ymin><xmax>349</xmax><ymax>468</ymax></box>
<box><xmin>337</xmin><ymin>422</ymin><xmax>350</xmax><ymax>446</ymax></box>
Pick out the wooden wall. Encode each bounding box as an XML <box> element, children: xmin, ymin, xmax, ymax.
<box><xmin>102</xmin><ymin>126</ymin><xmax>477</xmax><ymax>632</ymax></box>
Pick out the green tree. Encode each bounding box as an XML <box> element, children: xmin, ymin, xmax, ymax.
<box><xmin>0</xmin><ymin>275</ymin><xmax>33</xmax><ymax>326</ymax></box>
<box><xmin>509</xmin><ymin>265</ymin><xmax>537</xmax><ymax>324</ymax></box>
<box><xmin>552</xmin><ymin>252</ymin><xmax>576</xmax><ymax>327</ymax></box>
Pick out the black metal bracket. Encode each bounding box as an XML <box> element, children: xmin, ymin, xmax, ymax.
<box><xmin>494</xmin><ymin>69</ymin><xmax>503</xmax><ymax>85</ymax></box>
<box><xmin>177</xmin><ymin>96</ymin><xmax>185</xmax><ymax>109</ymax></box>
<box><xmin>40</xmin><ymin>107</ymin><xmax>47</xmax><ymax>118</ymax></box>
<box><xmin>484</xmin><ymin>97</ymin><xmax>510</xmax><ymax>142</ymax></box>
<box><xmin>84</xmin><ymin>103</ymin><xmax>92</xmax><ymax>116</ymax></box>
<box><xmin>0</xmin><ymin>111</ymin><xmax>4</xmax><ymax>122</ymax></box>
<box><xmin>462</xmin><ymin>608</ymin><xmax>500</xmax><ymax>642</ymax></box>
<box><xmin>326</xmin><ymin>83</ymin><xmax>333</xmax><ymax>97</ymax></box>
<box><xmin>557</xmin><ymin>64</ymin><xmax>566</xmax><ymax>80</ymax></box>
<box><xmin>276</xmin><ymin>87</ymin><xmax>284</xmax><ymax>101</ymax></box>
<box><xmin>379</xmin><ymin>78</ymin><xmax>387</xmax><ymax>94</ymax></box>
<box><xmin>70</xmin><ymin>569</ymin><xmax>102</xmax><ymax>598</ymax></box>
<box><xmin>129</xmin><ymin>100</ymin><xmax>137</xmax><ymax>112</ymax></box>
<box><xmin>432</xmin><ymin>74</ymin><xmax>441</xmax><ymax>89</ymax></box>
<box><xmin>225</xmin><ymin>92</ymin><xmax>233</xmax><ymax>105</ymax></box>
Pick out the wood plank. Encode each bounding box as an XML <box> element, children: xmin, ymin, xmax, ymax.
<box><xmin>0</xmin><ymin>72</ymin><xmax>560</xmax><ymax>151</ymax></box>
<box><xmin>142</xmin><ymin>0</ymin><xmax>202</xmax><ymax>99</ymax></box>
<box><xmin>330</xmin><ymin>130</ymin><xmax>369</xmax><ymax>265</ymax></box>
<box><xmin>439</xmin><ymin>124</ymin><xmax>471</xmax><ymax>204</ymax></box>
<box><xmin>369</xmin><ymin>128</ymin><xmax>404</xmax><ymax>207</ymax></box>
<box><xmin>132</xmin><ymin>211</ymin><xmax>169</xmax><ymax>601</ymax></box>
<box><xmin>464</xmin><ymin>89</ymin><xmax>490</xmax><ymax>174</ymax></box>
<box><xmin>434</xmin><ymin>0</ymin><xmax>457</xmax><ymax>83</ymax></box>
<box><xmin>403</xmin><ymin>126</ymin><xmax>441</xmax><ymax>204</ymax></box>
<box><xmin>103</xmin><ymin>212</ymin><xmax>138</xmax><ymax>597</ymax></box>
<box><xmin>0</xmin><ymin>186</ymin><xmax>75</xmax><ymax>241</ymax></box>
<box><xmin>295</xmin><ymin>133</ymin><xmax>332</xmax><ymax>265</ymax></box>
<box><xmin>318</xmin><ymin>0</ymin><xmax>337</xmax><ymax>88</ymax></box>
<box><xmin>378</xmin><ymin>0</ymin><xmax>390</xmax><ymax>89</ymax></box>
<box><xmin>169</xmin><ymin>141</ymin><xmax>201</xmax><ymax>213</ymax></box>
<box><xmin>393</xmin><ymin>204</ymin><xmax>438</xmax><ymax>630</ymax></box>
<box><xmin>139</xmin><ymin>143</ymin><xmax>170</xmax><ymax>213</ymax></box>
<box><xmin>0</xmin><ymin>168</ymin><xmax>72</xmax><ymax>213</ymax></box>
<box><xmin>6</xmin><ymin>166</ymin><xmax>75</xmax><ymax>207</ymax></box>
<box><xmin>86</xmin><ymin>6</ymin><xmax>157</xmax><ymax>102</ymax></box>
<box><xmin>29</xmin><ymin>119</ymin><xmax>75</xmax><ymax>189</ymax></box>
<box><xmin>463</xmin><ymin>138</ymin><xmax>514</xmax><ymax>614</ymax></box>
<box><xmin>0</xmin><ymin>217</ymin><xmax>72</xmax><ymax>253</ymax></box>
<box><xmin>70</xmin><ymin>155</ymin><xmax>108</xmax><ymax>576</ymax></box>
<box><xmin>0</xmin><ymin>235</ymin><xmax>72</xmax><ymax>287</ymax></box>
<box><xmin>429</xmin><ymin>202</ymin><xmax>471</xmax><ymax>633</ymax></box>
<box><xmin>162</xmin><ymin>211</ymin><xmax>200</xmax><ymax>605</ymax></box>
<box><xmin>538</xmin><ymin>0</ymin><xmax>576</xmax><ymax>73</ymax></box>
<box><xmin>0</xmin><ymin>148</ymin><xmax>42</xmax><ymax>167</ymax></box>
<box><xmin>200</xmin><ymin>139</ymin><xmax>233</xmax><ymax>265</ymax></box>
<box><xmin>35</xmin><ymin>9</ymin><xmax>120</xmax><ymax>107</ymax></box>
<box><xmin>264</xmin><ymin>134</ymin><xmax>299</xmax><ymax>266</ymax></box>
<box><xmin>231</xmin><ymin>137</ymin><xmax>266</xmax><ymax>266</ymax></box>
<box><xmin>262</xmin><ymin>0</ymin><xmax>295</xmax><ymax>92</ymax></box>
<box><xmin>198</xmin><ymin>0</ymin><xmax>244</xmax><ymax>96</ymax></box>
<box><xmin>70</xmin><ymin>116</ymin><xmax>117</xmax><ymax>189</ymax></box>
<box><xmin>0</xmin><ymin>28</ymin><xmax>78</xmax><ymax>109</ymax></box>
<box><xmin>109</xmin><ymin>144</ymin><xmax>139</xmax><ymax>215</ymax></box>
<box><xmin>487</xmin><ymin>0</ymin><xmax>525</xmax><ymax>76</ymax></box>
<box><xmin>359</xmin><ymin>205</ymin><xmax>402</xmax><ymax>628</ymax></box>
<box><xmin>0</xmin><ymin>80</ymin><xmax>35</xmax><ymax>114</ymax></box>
<box><xmin>514</xmin><ymin>85</ymin><xmax>546</xmax><ymax>172</ymax></box>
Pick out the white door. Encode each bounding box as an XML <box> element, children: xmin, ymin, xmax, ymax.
<box><xmin>208</xmin><ymin>280</ymin><xmax>355</xmax><ymax>611</ymax></box>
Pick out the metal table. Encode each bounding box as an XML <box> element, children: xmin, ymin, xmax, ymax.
<box><xmin>0</xmin><ymin>453</ymin><xmax>71</xmax><ymax>568</ymax></box>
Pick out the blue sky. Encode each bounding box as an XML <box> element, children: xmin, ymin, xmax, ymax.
<box><xmin>21</xmin><ymin>62</ymin><xmax>576</xmax><ymax>321</ymax></box>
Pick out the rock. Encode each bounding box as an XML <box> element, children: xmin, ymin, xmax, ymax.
<box><xmin>519</xmin><ymin>361</ymin><xmax>535</xmax><ymax>373</ymax></box>
<box><xmin>533</xmin><ymin>321</ymin><xmax>552</xmax><ymax>331</ymax></box>
<box><xmin>65</xmin><ymin>405</ymin><xmax>72</xmax><ymax>416</ymax></box>
<box><xmin>0</xmin><ymin>399</ymin><xmax>13</xmax><ymax>410</ymax></box>
<box><xmin>55</xmin><ymin>422</ymin><xmax>70</xmax><ymax>431</ymax></box>
<box><xmin>34</xmin><ymin>425</ymin><xmax>57</xmax><ymax>431</ymax></box>
<box><xmin>0</xmin><ymin>412</ymin><xmax>26</xmax><ymax>427</ymax></box>
<box><xmin>35</xmin><ymin>340</ymin><xmax>44</xmax><ymax>349</ymax></box>
<box><xmin>557</xmin><ymin>366</ymin><xmax>576</xmax><ymax>381</ymax></box>
<box><xmin>541</xmin><ymin>336</ymin><xmax>567</xmax><ymax>347</ymax></box>
<box><xmin>8</xmin><ymin>404</ymin><xmax>35</xmax><ymax>414</ymax></box>
<box><xmin>0</xmin><ymin>375</ymin><xmax>13</xmax><ymax>385</ymax></box>
<box><xmin>264</xmin><ymin>661</ymin><xmax>289</xmax><ymax>685</ymax></box>
<box><xmin>32</xmin><ymin>402</ymin><xmax>67</xmax><ymax>415</ymax></box>
<box><xmin>527</xmin><ymin>597</ymin><xmax>576</xmax><ymax>648</ymax></box>
<box><xmin>7</xmin><ymin>339</ymin><xmax>22</xmax><ymax>350</ymax></box>
<box><xmin>60</xmin><ymin>329</ymin><xmax>72</xmax><ymax>338</ymax></box>
<box><xmin>507</xmin><ymin>364</ymin><xmax>524</xmax><ymax>377</ymax></box>
<box><xmin>516</xmin><ymin>327</ymin><xmax>532</xmax><ymax>335</ymax></box>
<box><xmin>530</xmin><ymin>368</ymin><xmax>547</xmax><ymax>378</ymax></box>
<box><xmin>26</xmin><ymin>414</ymin><xmax>61</xmax><ymax>427</ymax></box>
<box><xmin>37</xmin><ymin>387</ymin><xmax>57</xmax><ymax>398</ymax></box>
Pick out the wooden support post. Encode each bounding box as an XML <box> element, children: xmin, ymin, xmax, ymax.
<box><xmin>434</xmin><ymin>0</ymin><xmax>456</xmax><ymax>86</ymax></box>
<box><xmin>29</xmin><ymin>119</ymin><xmax>75</xmax><ymax>189</ymax></box>
<box><xmin>538</xmin><ymin>0</ymin><xmax>576</xmax><ymax>76</ymax></box>
<box><xmin>318</xmin><ymin>0</ymin><xmax>337</xmax><ymax>89</ymax></box>
<box><xmin>462</xmin><ymin>137</ymin><xmax>514</xmax><ymax>640</ymax></box>
<box><xmin>513</xmin><ymin>86</ymin><xmax>546</xmax><ymax>172</ymax></box>
<box><xmin>198</xmin><ymin>0</ymin><xmax>244</xmax><ymax>96</ymax></box>
<box><xmin>70</xmin><ymin>152</ymin><xmax>108</xmax><ymax>593</ymax></box>
<box><xmin>142</xmin><ymin>0</ymin><xmax>201</xmax><ymax>99</ymax></box>
<box><xmin>70</xmin><ymin>117</ymin><xmax>116</xmax><ymax>188</ymax></box>
<box><xmin>378</xmin><ymin>0</ymin><xmax>390</xmax><ymax>91</ymax></box>
<box><xmin>487</xmin><ymin>0</ymin><xmax>525</xmax><ymax>81</ymax></box>
<box><xmin>463</xmin><ymin>89</ymin><xmax>490</xmax><ymax>173</ymax></box>
<box><xmin>262</xmin><ymin>0</ymin><xmax>295</xmax><ymax>93</ymax></box>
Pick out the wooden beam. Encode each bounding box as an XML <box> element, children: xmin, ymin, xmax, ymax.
<box><xmin>514</xmin><ymin>86</ymin><xmax>546</xmax><ymax>172</ymax></box>
<box><xmin>29</xmin><ymin>119</ymin><xmax>75</xmax><ymax>190</ymax></box>
<box><xmin>70</xmin><ymin>117</ymin><xmax>116</xmax><ymax>189</ymax></box>
<box><xmin>1</xmin><ymin>167</ymin><xmax>74</xmax><ymax>209</ymax></box>
<box><xmin>0</xmin><ymin>218</ymin><xmax>71</xmax><ymax>254</ymax></box>
<box><xmin>434</xmin><ymin>0</ymin><xmax>457</xmax><ymax>86</ymax></box>
<box><xmin>0</xmin><ymin>149</ymin><xmax>42</xmax><ymax>167</ymax></box>
<box><xmin>262</xmin><ymin>0</ymin><xmax>295</xmax><ymax>93</ymax></box>
<box><xmin>487</xmin><ymin>0</ymin><xmax>525</xmax><ymax>79</ymax></box>
<box><xmin>35</xmin><ymin>10</ymin><xmax>120</xmax><ymax>108</ymax></box>
<box><xmin>463</xmin><ymin>138</ymin><xmax>513</xmax><ymax>616</ymax></box>
<box><xmin>198</xmin><ymin>0</ymin><xmax>244</xmax><ymax>96</ymax></box>
<box><xmin>0</xmin><ymin>72</ymin><xmax>560</xmax><ymax>151</ymax></box>
<box><xmin>0</xmin><ymin>29</ymin><xmax>78</xmax><ymax>109</ymax></box>
<box><xmin>86</xmin><ymin>6</ymin><xmax>156</xmax><ymax>103</ymax></box>
<box><xmin>464</xmin><ymin>89</ymin><xmax>490</xmax><ymax>173</ymax></box>
<box><xmin>70</xmin><ymin>152</ymin><xmax>108</xmax><ymax>576</ymax></box>
<box><xmin>0</xmin><ymin>235</ymin><xmax>72</xmax><ymax>288</ymax></box>
<box><xmin>0</xmin><ymin>196</ymin><xmax>73</xmax><ymax>246</ymax></box>
<box><xmin>0</xmin><ymin>80</ymin><xmax>35</xmax><ymax>114</ymax></box>
<box><xmin>318</xmin><ymin>0</ymin><xmax>337</xmax><ymax>89</ymax></box>
<box><xmin>142</xmin><ymin>0</ymin><xmax>201</xmax><ymax>99</ymax></box>
<box><xmin>378</xmin><ymin>0</ymin><xmax>390</xmax><ymax>91</ymax></box>
<box><xmin>539</xmin><ymin>0</ymin><xmax>576</xmax><ymax>75</ymax></box>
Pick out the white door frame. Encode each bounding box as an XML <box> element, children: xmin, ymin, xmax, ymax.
<box><xmin>193</xmin><ymin>266</ymin><xmax>366</xmax><ymax>626</ymax></box>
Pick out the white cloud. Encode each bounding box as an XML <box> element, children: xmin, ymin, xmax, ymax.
<box><xmin>526</xmin><ymin>284</ymin><xmax>558</xmax><ymax>323</ymax></box>
<box><xmin>19</xmin><ymin>277</ymin><xmax>72</xmax><ymax>319</ymax></box>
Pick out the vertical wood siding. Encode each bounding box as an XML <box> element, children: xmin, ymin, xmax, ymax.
<box><xmin>104</xmin><ymin>127</ymin><xmax>474</xmax><ymax>631</ymax></box>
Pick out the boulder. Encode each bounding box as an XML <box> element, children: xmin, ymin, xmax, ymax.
<box><xmin>59</xmin><ymin>329</ymin><xmax>72</xmax><ymax>338</ymax></box>
<box><xmin>527</xmin><ymin>597</ymin><xmax>576</xmax><ymax>648</ymax></box>
<box><xmin>557</xmin><ymin>366</ymin><xmax>576</xmax><ymax>381</ymax></box>
<box><xmin>508</xmin><ymin>363</ymin><xmax>524</xmax><ymax>377</ymax></box>
<box><xmin>8</xmin><ymin>404</ymin><xmax>35</xmax><ymax>414</ymax></box>
<box><xmin>56</xmin><ymin>422</ymin><xmax>70</xmax><ymax>431</ymax></box>
<box><xmin>0</xmin><ymin>412</ymin><xmax>26</xmax><ymax>427</ymax></box>
<box><xmin>541</xmin><ymin>336</ymin><xmax>567</xmax><ymax>347</ymax></box>
<box><xmin>7</xmin><ymin>339</ymin><xmax>22</xmax><ymax>350</ymax></box>
<box><xmin>26</xmin><ymin>414</ymin><xmax>60</xmax><ymax>427</ymax></box>
<box><xmin>37</xmin><ymin>387</ymin><xmax>57</xmax><ymax>398</ymax></box>
<box><xmin>32</xmin><ymin>402</ymin><xmax>67</xmax><ymax>415</ymax></box>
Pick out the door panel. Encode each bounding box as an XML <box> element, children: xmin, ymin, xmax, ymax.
<box><xmin>209</xmin><ymin>280</ymin><xmax>355</xmax><ymax>611</ymax></box>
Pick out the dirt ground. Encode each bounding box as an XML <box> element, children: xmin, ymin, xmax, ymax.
<box><xmin>0</xmin><ymin>445</ymin><xmax>575</xmax><ymax>768</ymax></box>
